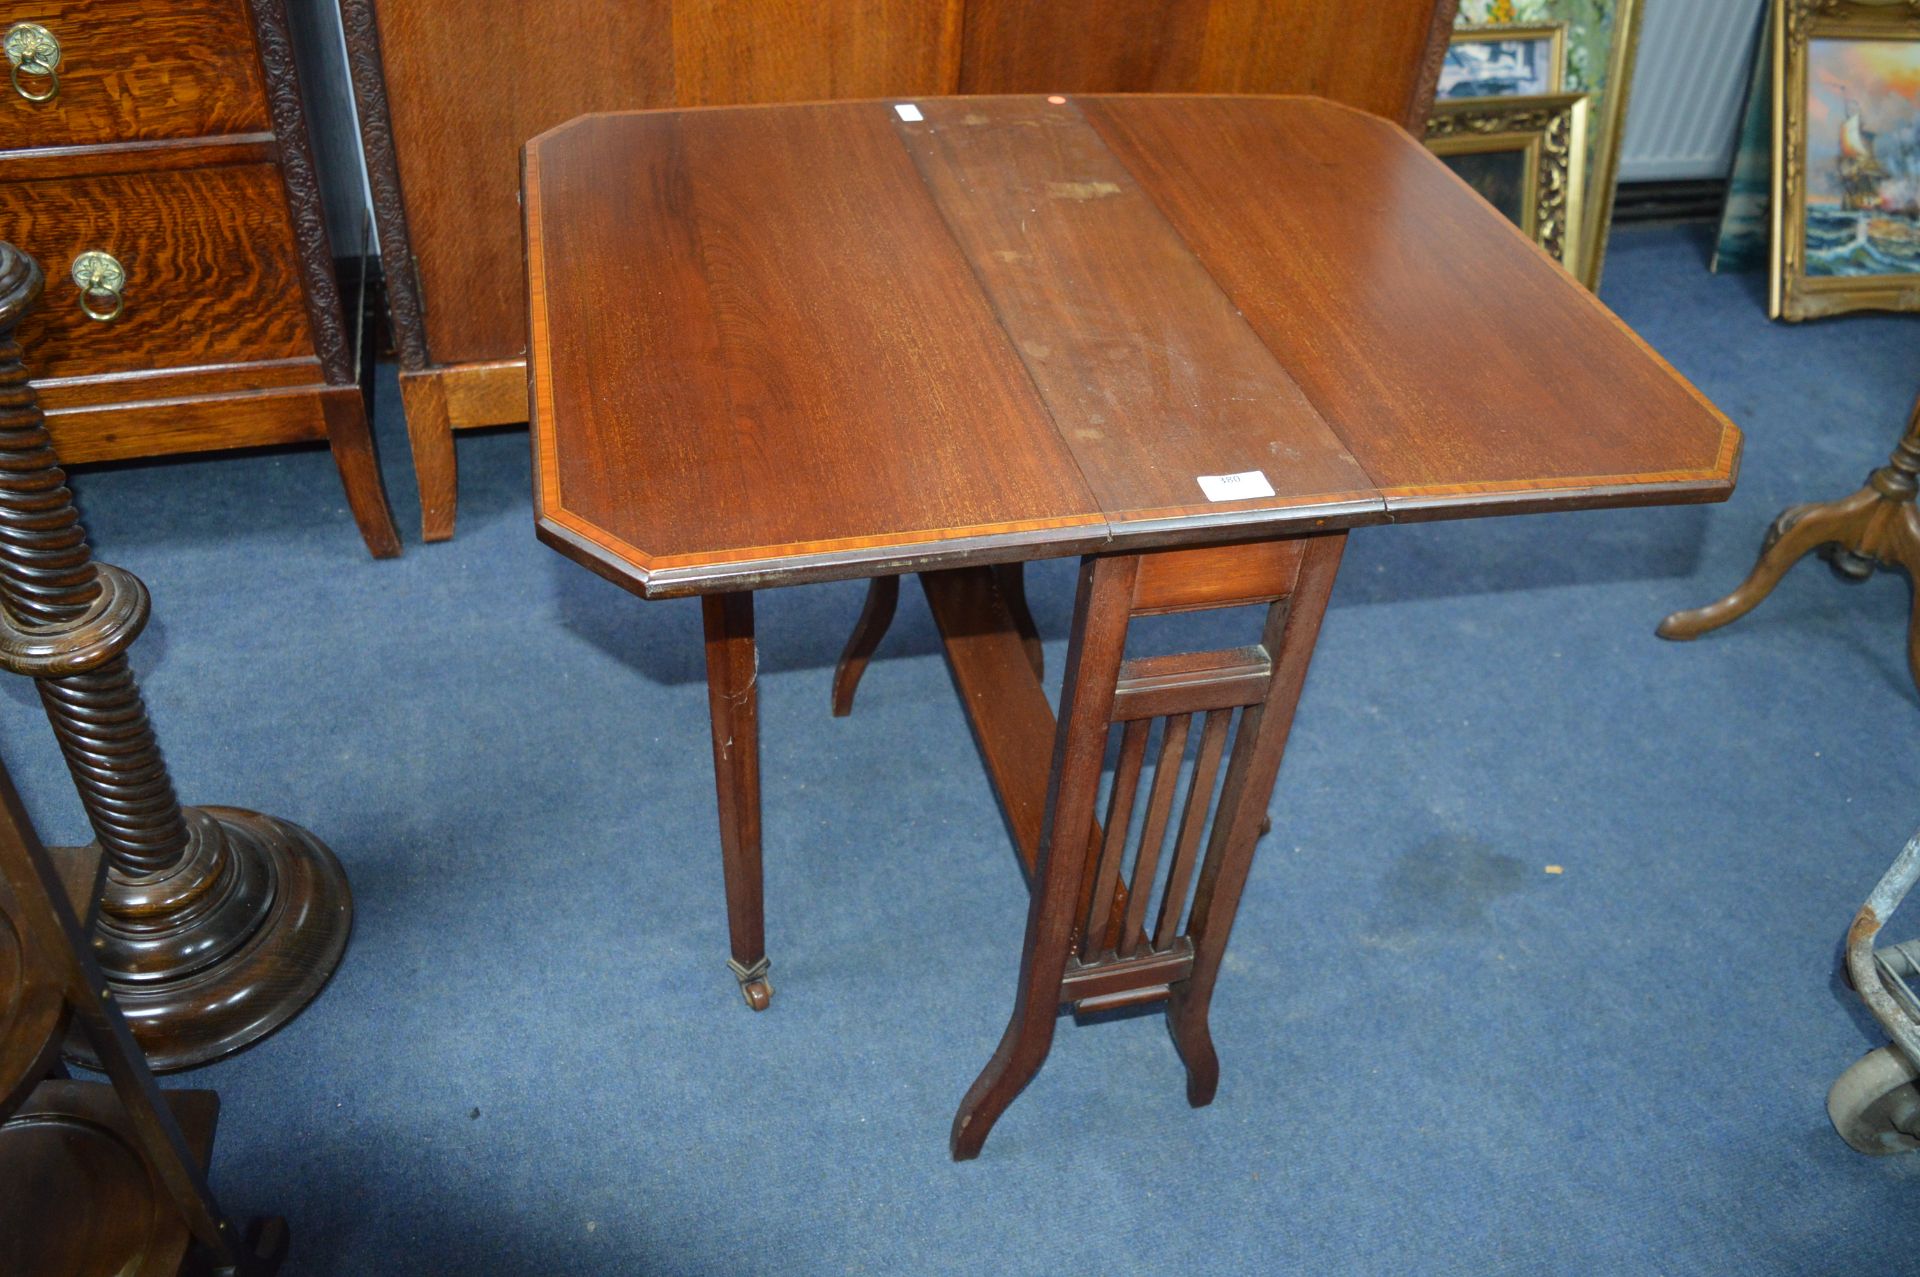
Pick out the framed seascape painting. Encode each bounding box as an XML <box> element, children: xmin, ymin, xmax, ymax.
<box><xmin>1453</xmin><ymin>0</ymin><xmax>1645</xmax><ymax>290</ymax></box>
<box><xmin>1427</xmin><ymin>93</ymin><xmax>1591</xmax><ymax>278</ymax></box>
<box><xmin>1711</xmin><ymin>7</ymin><xmax>1776</xmax><ymax>274</ymax></box>
<box><xmin>1438</xmin><ymin>24</ymin><xmax>1568</xmax><ymax>99</ymax></box>
<box><xmin>1773</xmin><ymin>0</ymin><xmax>1920</xmax><ymax>319</ymax></box>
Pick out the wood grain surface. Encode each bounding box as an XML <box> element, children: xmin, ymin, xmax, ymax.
<box><xmin>358</xmin><ymin>0</ymin><xmax>1454</xmax><ymax>372</ymax></box>
<box><xmin>2</xmin><ymin>164</ymin><xmax>314</xmax><ymax>379</ymax></box>
<box><xmin>0</xmin><ymin>1081</ymin><xmax>217</xmax><ymax>1277</ymax></box>
<box><xmin>527</xmin><ymin>107</ymin><xmax>1106</xmax><ymax>592</ymax></box>
<box><xmin>957</xmin><ymin>0</ymin><xmax>1450</xmax><ymax>129</ymax></box>
<box><xmin>897</xmin><ymin>98</ymin><xmax>1378</xmax><ymax>539</ymax></box>
<box><xmin>527</xmin><ymin>95</ymin><xmax>1738</xmax><ymax>597</ymax></box>
<box><xmin>371</xmin><ymin>0</ymin><xmax>964</xmax><ymax>367</ymax></box>
<box><xmin>1</xmin><ymin>0</ymin><xmax>269</xmax><ymax>147</ymax></box>
<box><xmin>1082</xmin><ymin>96</ymin><xmax>1740</xmax><ymax>516</ymax></box>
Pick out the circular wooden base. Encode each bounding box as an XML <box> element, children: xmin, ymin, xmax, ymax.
<box><xmin>0</xmin><ymin>1080</ymin><xmax>217</xmax><ymax>1276</ymax></box>
<box><xmin>0</xmin><ymin>880</ymin><xmax>63</xmax><ymax>1114</ymax></box>
<box><xmin>65</xmin><ymin>806</ymin><xmax>352</xmax><ymax>1074</ymax></box>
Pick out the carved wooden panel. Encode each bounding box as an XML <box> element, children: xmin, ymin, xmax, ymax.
<box><xmin>0</xmin><ymin>0</ymin><xmax>270</xmax><ymax>147</ymax></box>
<box><xmin>1</xmin><ymin>164</ymin><xmax>315</xmax><ymax>380</ymax></box>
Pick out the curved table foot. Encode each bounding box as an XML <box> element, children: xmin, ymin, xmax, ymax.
<box><xmin>950</xmin><ymin>1013</ymin><xmax>1057</xmax><ymax>1161</ymax></box>
<box><xmin>1166</xmin><ymin>989</ymin><xmax>1220</xmax><ymax>1108</ymax></box>
<box><xmin>832</xmin><ymin>576</ymin><xmax>899</xmax><ymax>717</ymax></box>
<box><xmin>1657</xmin><ymin>489</ymin><xmax>1879</xmax><ymax>641</ymax></box>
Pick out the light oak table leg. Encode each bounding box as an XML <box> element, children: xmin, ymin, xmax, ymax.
<box><xmin>702</xmin><ymin>592</ymin><xmax>771</xmax><ymax>1011</ymax></box>
<box><xmin>398</xmin><ymin>369</ymin><xmax>459</xmax><ymax>543</ymax></box>
<box><xmin>320</xmin><ymin>388</ymin><xmax>401</xmax><ymax>559</ymax></box>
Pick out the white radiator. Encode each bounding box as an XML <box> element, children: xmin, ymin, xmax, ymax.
<box><xmin>1619</xmin><ymin>0</ymin><xmax>1768</xmax><ymax>182</ymax></box>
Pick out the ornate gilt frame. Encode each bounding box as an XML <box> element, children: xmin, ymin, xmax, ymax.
<box><xmin>1442</xmin><ymin>22</ymin><xmax>1569</xmax><ymax>97</ymax></box>
<box><xmin>1577</xmin><ymin>0</ymin><xmax>1643</xmax><ymax>291</ymax></box>
<box><xmin>1772</xmin><ymin>0</ymin><xmax>1920</xmax><ymax>320</ymax></box>
<box><xmin>1427</xmin><ymin>92</ymin><xmax>1590</xmax><ymax>277</ymax></box>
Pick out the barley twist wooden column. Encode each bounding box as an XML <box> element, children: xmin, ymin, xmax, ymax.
<box><xmin>0</xmin><ymin>242</ymin><xmax>351</xmax><ymax>1072</ymax></box>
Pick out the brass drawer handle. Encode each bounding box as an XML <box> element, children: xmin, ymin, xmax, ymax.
<box><xmin>4</xmin><ymin>22</ymin><xmax>60</xmax><ymax>103</ymax></box>
<box><xmin>71</xmin><ymin>251</ymin><xmax>125</xmax><ymax>323</ymax></box>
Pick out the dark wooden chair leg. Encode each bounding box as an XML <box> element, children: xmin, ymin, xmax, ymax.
<box><xmin>398</xmin><ymin>370</ymin><xmax>459</xmax><ymax>543</ymax></box>
<box><xmin>1165</xmin><ymin>535</ymin><xmax>1343</xmax><ymax>1107</ymax></box>
<box><xmin>831</xmin><ymin>575</ymin><xmax>899</xmax><ymax>717</ymax></box>
<box><xmin>319</xmin><ymin>389</ymin><xmax>402</xmax><ymax>558</ymax></box>
<box><xmin>702</xmin><ymin>592</ymin><xmax>771</xmax><ymax>1011</ymax></box>
<box><xmin>994</xmin><ymin>562</ymin><xmax>1044</xmax><ymax>679</ymax></box>
<box><xmin>951</xmin><ymin>554</ymin><xmax>1137</xmax><ymax>1160</ymax></box>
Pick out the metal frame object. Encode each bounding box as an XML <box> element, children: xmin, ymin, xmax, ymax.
<box><xmin>1830</xmin><ymin>827</ymin><xmax>1920</xmax><ymax>1154</ymax></box>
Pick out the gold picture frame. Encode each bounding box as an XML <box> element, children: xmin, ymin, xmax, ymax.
<box><xmin>1771</xmin><ymin>0</ymin><xmax>1920</xmax><ymax>320</ymax></box>
<box><xmin>1437</xmin><ymin>22</ymin><xmax>1570</xmax><ymax>100</ymax></box>
<box><xmin>1578</xmin><ymin>0</ymin><xmax>1644</xmax><ymax>291</ymax></box>
<box><xmin>1427</xmin><ymin>93</ymin><xmax>1591</xmax><ymax>278</ymax></box>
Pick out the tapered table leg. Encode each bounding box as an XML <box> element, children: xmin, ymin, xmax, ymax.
<box><xmin>702</xmin><ymin>592</ymin><xmax>771</xmax><ymax>1010</ymax></box>
<box><xmin>951</xmin><ymin>554</ymin><xmax>1137</xmax><ymax>1160</ymax></box>
<box><xmin>0</xmin><ymin>242</ymin><xmax>351</xmax><ymax>1073</ymax></box>
<box><xmin>1659</xmin><ymin>394</ymin><xmax>1920</xmax><ymax>697</ymax></box>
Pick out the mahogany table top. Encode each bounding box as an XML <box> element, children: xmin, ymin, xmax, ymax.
<box><xmin>525</xmin><ymin>95</ymin><xmax>1739</xmax><ymax>598</ymax></box>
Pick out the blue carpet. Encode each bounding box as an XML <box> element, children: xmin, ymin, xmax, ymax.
<box><xmin>11</xmin><ymin>224</ymin><xmax>1920</xmax><ymax>1273</ymax></box>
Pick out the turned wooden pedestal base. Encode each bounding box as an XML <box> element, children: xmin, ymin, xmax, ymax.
<box><xmin>1659</xmin><ymin>397</ymin><xmax>1920</xmax><ymax>693</ymax></box>
<box><xmin>1</xmin><ymin>244</ymin><xmax>351</xmax><ymax>1074</ymax></box>
<box><xmin>67</xmin><ymin>808</ymin><xmax>352</xmax><ymax>1074</ymax></box>
<box><xmin>699</xmin><ymin>535</ymin><xmax>1341</xmax><ymax>1157</ymax></box>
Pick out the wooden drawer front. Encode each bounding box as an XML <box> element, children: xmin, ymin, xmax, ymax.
<box><xmin>3</xmin><ymin>0</ymin><xmax>268</xmax><ymax>147</ymax></box>
<box><xmin>2</xmin><ymin>163</ymin><xmax>315</xmax><ymax>380</ymax></box>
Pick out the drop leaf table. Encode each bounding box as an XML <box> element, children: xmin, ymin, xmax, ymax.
<box><xmin>524</xmin><ymin>95</ymin><xmax>1741</xmax><ymax>1158</ymax></box>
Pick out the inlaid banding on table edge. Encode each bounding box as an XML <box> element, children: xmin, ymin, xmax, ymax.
<box><xmin>523</xmin><ymin>105</ymin><xmax>1105</xmax><ymax>585</ymax></box>
<box><xmin>1075</xmin><ymin>96</ymin><xmax>1739</xmax><ymax>510</ymax></box>
<box><xmin>535</xmin><ymin>505</ymin><xmax>1112</xmax><ymax>598</ymax></box>
<box><xmin>890</xmin><ymin>97</ymin><xmax>1378</xmax><ymax>538</ymax></box>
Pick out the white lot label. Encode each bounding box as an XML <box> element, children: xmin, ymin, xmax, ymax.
<box><xmin>894</xmin><ymin>103</ymin><xmax>924</xmax><ymax>121</ymax></box>
<box><xmin>1196</xmin><ymin>470</ymin><xmax>1276</xmax><ymax>502</ymax></box>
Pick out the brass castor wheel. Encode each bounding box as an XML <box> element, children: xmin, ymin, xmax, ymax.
<box><xmin>727</xmin><ymin>957</ymin><xmax>773</xmax><ymax>1011</ymax></box>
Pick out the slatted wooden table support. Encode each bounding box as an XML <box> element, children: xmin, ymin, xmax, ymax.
<box><xmin>525</xmin><ymin>95</ymin><xmax>1742</xmax><ymax>1157</ymax></box>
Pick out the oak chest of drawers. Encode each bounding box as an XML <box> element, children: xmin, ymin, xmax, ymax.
<box><xmin>3</xmin><ymin>0</ymin><xmax>399</xmax><ymax>556</ymax></box>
